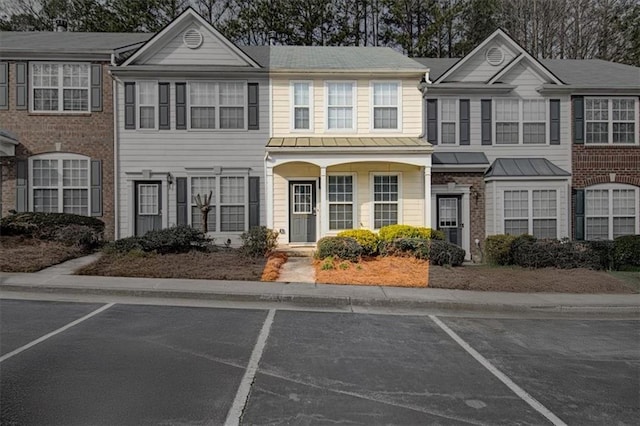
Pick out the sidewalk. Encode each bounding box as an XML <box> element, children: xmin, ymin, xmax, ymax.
<box><xmin>1</xmin><ymin>256</ymin><xmax>639</xmax><ymax>313</ymax></box>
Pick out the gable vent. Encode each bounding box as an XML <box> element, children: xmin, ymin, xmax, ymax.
<box><xmin>183</xmin><ymin>29</ymin><xmax>203</xmax><ymax>49</ymax></box>
<box><xmin>486</xmin><ymin>47</ymin><xmax>504</xmax><ymax>66</ymax></box>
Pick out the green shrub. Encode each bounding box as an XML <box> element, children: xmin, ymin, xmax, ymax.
<box><xmin>380</xmin><ymin>237</ymin><xmax>430</xmax><ymax>260</ymax></box>
<box><xmin>315</xmin><ymin>236</ymin><xmax>362</xmax><ymax>261</ymax></box>
<box><xmin>104</xmin><ymin>236</ymin><xmax>147</xmax><ymax>254</ymax></box>
<box><xmin>511</xmin><ymin>239</ymin><xmax>602</xmax><ymax>269</ymax></box>
<box><xmin>321</xmin><ymin>256</ymin><xmax>335</xmax><ymax>270</ymax></box>
<box><xmin>484</xmin><ymin>234</ymin><xmax>517</xmax><ymax>265</ymax></box>
<box><xmin>240</xmin><ymin>226</ymin><xmax>279</xmax><ymax>257</ymax></box>
<box><xmin>142</xmin><ymin>226</ymin><xmax>208</xmax><ymax>254</ymax></box>
<box><xmin>378</xmin><ymin>224</ymin><xmax>444</xmax><ymax>241</ymax></box>
<box><xmin>337</xmin><ymin>229</ymin><xmax>379</xmax><ymax>255</ymax></box>
<box><xmin>429</xmin><ymin>240</ymin><xmax>466</xmax><ymax>266</ymax></box>
<box><xmin>613</xmin><ymin>235</ymin><xmax>640</xmax><ymax>268</ymax></box>
<box><xmin>1</xmin><ymin>212</ymin><xmax>104</xmax><ymax>239</ymax></box>
<box><xmin>584</xmin><ymin>240</ymin><xmax>616</xmax><ymax>270</ymax></box>
<box><xmin>53</xmin><ymin>224</ymin><xmax>103</xmax><ymax>250</ymax></box>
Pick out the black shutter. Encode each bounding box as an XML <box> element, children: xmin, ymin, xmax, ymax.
<box><xmin>248</xmin><ymin>176</ymin><xmax>260</xmax><ymax>228</ymax></box>
<box><xmin>426</xmin><ymin>99</ymin><xmax>438</xmax><ymax>144</ymax></box>
<box><xmin>0</xmin><ymin>62</ymin><xmax>8</xmax><ymax>110</ymax></box>
<box><xmin>90</xmin><ymin>64</ymin><xmax>102</xmax><ymax>112</ymax></box>
<box><xmin>248</xmin><ymin>83</ymin><xmax>259</xmax><ymax>130</ymax></box>
<box><xmin>90</xmin><ymin>159</ymin><xmax>102</xmax><ymax>216</ymax></box>
<box><xmin>574</xmin><ymin>189</ymin><xmax>585</xmax><ymax>240</ymax></box>
<box><xmin>459</xmin><ymin>99</ymin><xmax>470</xmax><ymax>145</ymax></box>
<box><xmin>159</xmin><ymin>82</ymin><xmax>170</xmax><ymax>130</ymax></box>
<box><xmin>124</xmin><ymin>82</ymin><xmax>136</xmax><ymax>129</ymax></box>
<box><xmin>176</xmin><ymin>177</ymin><xmax>188</xmax><ymax>226</ymax></box>
<box><xmin>16</xmin><ymin>159</ymin><xmax>28</xmax><ymax>212</ymax></box>
<box><xmin>481</xmin><ymin>99</ymin><xmax>492</xmax><ymax>145</ymax></box>
<box><xmin>550</xmin><ymin>99</ymin><xmax>560</xmax><ymax>145</ymax></box>
<box><xmin>176</xmin><ymin>82</ymin><xmax>186</xmax><ymax>130</ymax></box>
<box><xmin>573</xmin><ymin>96</ymin><xmax>584</xmax><ymax>144</ymax></box>
<box><xmin>15</xmin><ymin>62</ymin><xmax>27</xmax><ymax>110</ymax></box>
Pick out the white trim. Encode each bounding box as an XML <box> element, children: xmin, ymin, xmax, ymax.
<box><xmin>136</xmin><ymin>80</ymin><xmax>159</xmax><ymax>130</ymax></box>
<box><xmin>29</xmin><ymin>62</ymin><xmax>91</xmax><ymax>114</ymax></box>
<box><xmin>369</xmin><ymin>80</ymin><xmax>402</xmax><ymax>132</ymax></box>
<box><xmin>487</xmin><ymin>54</ymin><xmax>524</xmax><ymax>84</ymax></box>
<box><xmin>186</xmin><ymin>80</ymin><xmax>249</xmax><ymax>131</ymax></box>
<box><xmin>585</xmin><ymin>183</ymin><xmax>639</xmax><ymax>240</ymax></box>
<box><xmin>325</xmin><ymin>80</ymin><xmax>357</xmax><ymax>132</ymax></box>
<box><xmin>326</xmin><ymin>172</ymin><xmax>358</xmax><ymax>231</ymax></box>
<box><xmin>285</xmin><ymin>177</ymin><xmax>320</xmax><ymax>244</ymax></box>
<box><xmin>584</xmin><ymin>97</ymin><xmax>639</xmax><ymax>145</ymax></box>
<box><xmin>501</xmin><ymin>188</ymin><xmax>560</xmax><ymax>238</ymax></box>
<box><xmin>369</xmin><ymin>172</ymin><xmax>403</xmax><ymax>230</ymax></box>
<box><xmin>289</xmin><ymin>80</ymin><xmax>314</xmax><ymax>132</ymax></box>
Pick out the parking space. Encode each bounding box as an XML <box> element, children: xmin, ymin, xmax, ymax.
<box><xmin>0</xmin><ymin>298</ymin><xmax>638</xmax><ymax>425</ymax></box>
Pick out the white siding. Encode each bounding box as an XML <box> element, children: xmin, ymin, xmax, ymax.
<box><xmin>445</xmin><ymin>39</ymin><xmax>518</xmax><ymax>83</ymax></box>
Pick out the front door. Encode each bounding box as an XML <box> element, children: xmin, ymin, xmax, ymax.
<box><xmin>135</xmin><ymin>181</ymin><xmax>162</xmax><ymax>236</ymax></box>
<box><xmin>289</xmin><ymin>181</ymin><xmax>316</xmax><ymax>243</ymax></box>
<box><xmin>437</xmin><ymin>195</ymin><xmax>462</xmax><ymax>247</ymax></box>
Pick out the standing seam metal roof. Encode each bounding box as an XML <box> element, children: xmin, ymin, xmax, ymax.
<box><xmin>485</xmin><ymin>158</ymin><xmax>570</xmax><ymax>177</ymax></box>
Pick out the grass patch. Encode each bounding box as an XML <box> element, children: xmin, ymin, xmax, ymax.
<box><xmin>0</xmin><ymin>236</ymin><xmax>90</xmax><ymax>272</ymax></box>
<box><xmin>314</xmin><ymin>256</ymin><xmax>428</xmax><ymax>287</ymax></box>
<box><xmin>608</xmin><ymin>270</ymin><xmax>640</xmax><ymax>292</ymax></box>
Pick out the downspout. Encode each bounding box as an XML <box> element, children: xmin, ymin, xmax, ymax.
<box><xmin>111</xmin><ymin>64</ymin><xmax>120</xmax><ymax>240</ymax></box>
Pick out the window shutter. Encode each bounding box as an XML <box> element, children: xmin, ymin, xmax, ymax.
<box><xmin>15</xmin><ymin>62</ymin><xmax>28</xmax><ymax>110</ymax></box>
<box><xmin>574</xmin><ymin>189</ymin><xmax>585</xmax><ymax>240</ymax></box>
<box><xmin>90</xmin><ymin>64</ymin><xmax>102</xmax><ymax>112</ymax></box>
<box><xmin>176</xmin><ymin>177</ymin><xmax>188</xmax><ymax>226</ymax></box>
<box><xmin>426</xmin><ymin>99</ymin><xmax>438</xmax><ymax>144</ymax></box>
<box><xmin>0</xmin><ymin>62</ymin><xmax>8</xmax><ymax>110</ymax></box>
<box><xmin>481</xmin><ymin>99</ymin><xmax>492</xmax><ymax>145</ymax></box>
<box><xmin>90</xmin><ymin>159</ymin><xmax>102</xmax><ymax>216</ymax></box>
<box><xmin>550</xmin><ymin>99</ymin><xmax>560</xmax><ymax>145</ymax></box>
<box><xmin>573</xmin><ymin>96</ymin><xmax>584</xmax><ymax>144</ymax></box>
<box><xmin>175</xmin><ymin>82</ymin><xmax>186</xmax><ymax>130</ymax></box>
<box><xmin>124</xmin><ymin>82</ymin><xmax>136</xmax><ymax>129</ymax></box>
<box><xmin>16</xmin><ymin>159</ymin><xmax>28</xmax><ymax>212</ymax></box>
<box><xmin>159</xmin><ymin>82</ymin><xmax>170</xmax><ymax>130</ymax></box>
<box><xmin>459</xmin><ymin>99</ymin><xmax>470</xmax><ymax>145</ymax></box>
<box><xmin>249</xmin><ymin>176</ymin><xmax>260</xmax><ymax>228</ymax></box>
<box><xmin>248</xmin><ymin>83</ymin><xmax>259</xmax><ymax>130</ymax></box>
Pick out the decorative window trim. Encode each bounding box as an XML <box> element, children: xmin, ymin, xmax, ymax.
<box><xmin>136</xmin><ymin>80</ymin><xmax>158</xmax><ymax>130</ymax></box>
<box><xmin>328</xmin><ymin>173</ymin><xmax>357</xmax><ymax>231</ymax></box>
<box><xmin>290</xmin><ymin>80</ymin><xmax>314</xmax><ymax>132</ymax></box>
<box><xmin>494</xmin><ymin>98</ymin><xmax>549</xmax><ymax>145</ymax></box>
<box><xmin>369</xmin><ymin>80</ymin><xmax>402</xmax><ymax>132</ymax></box>
<box><xmin>584</xmin><ymin>97</ymin><xmax>638</xmax><ymax>145</ymax></box>
<box><xmin>585</xmin><ymin>183</ymin><xmax>639</xmax><ymax>240</ymax></box>
<box><xmin>186</xmin><ymin>81</ymin><xmax>248</xmax><ymax>131</ymax></box>
<box><xmin>438</xmin><ymin>98</ymin><xmax>458</xmax><ymax>145</ymax></box>
<box><xmin>370</xmin><ymin>172</ymin><xmax>402</xmax><ymax>230</ymax></box>
<box><xmin>325</xmin><ymin>80</ymin><xmax>357</xmax><ymax>132</ymax></box>
<box><xmin>188</xmin><ymin>174</ymin><xmax>249</xmax><ymax>233</ymax></box>
<box><xmin>502</xmin><ymin>188</ymin><xmax>559</xmax><ymax>238</ymax></box>
<box><xmin>30</xmin><ymin>62</ymin><xmax>91</xmax><ymax>113</ymax></box>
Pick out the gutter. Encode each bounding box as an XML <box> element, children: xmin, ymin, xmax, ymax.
<box><xmin>111</xmin><ymin>71</ymin><xmax>121</xmax><ymax>240</ymax></box>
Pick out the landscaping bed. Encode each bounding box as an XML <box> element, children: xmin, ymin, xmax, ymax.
<box><xmin>0</xmin><ymin>236</ymin><xmax>90</xmax><ymax>273</ymax></box>
<box><xmin>315</xmin><ymin>256</ymin><xmax>429</xmax><ymax>287</ymax></box>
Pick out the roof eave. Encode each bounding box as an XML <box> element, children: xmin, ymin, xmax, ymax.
<box><xmin>266</xmin><ymin>146</ymin><xmax>434</xmax><ymax>154</ymax></box>
<box><xmin>537</xmin><ymin>85</ymin><xmax>640</xmax><ymax>95</ymax></box>
<box><xmin>268</xmin><ymin>69</ymin><xmax>427</xmax><ymax>75</ymax></box>
<box><xmin>0</xmin><ymin>50</ymin><xmax>113</xmax><ymax>60</ymax></box>
<box><xmin>484</xmin><ymin>175</ymin><xmax>570</xmax><ymax>181</ymax></box>
<box><xmin>432</xmin><ymin>165</ymin><xmax>488</xmax><ymax>172</ymax></box>
<box><xmin>425</xmin><ymin>84</ymin><xmax>516</xmax><ymax>94</ymax></box>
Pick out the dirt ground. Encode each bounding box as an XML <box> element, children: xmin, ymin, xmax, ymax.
<box><xmin>315</xmin><ymin>257</ymin><xmax>429</xmax><ymax>287</ymax></box>
<box><xmin>0</xmin><ymin>236</ymin><xmax>88</xmax><ymax>273</ymax></box>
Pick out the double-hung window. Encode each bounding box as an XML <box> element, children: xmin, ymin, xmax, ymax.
<box><xmin>495</xmin><ymin>99</ymin><xmax>520</xmax><ymax>144</ymax></box>
<box><xmin>327</xmin><ymin>82</ymin><xmax>355</xmax><ymax>130</ymax></box>
<box><xmin>504</xmin><ymin>189</ymin><xmax>557</xmax><ymax>238</ymax></box>
<box><xmin>523</xmin><ymin>100</ymin><xmax>546</xmax><ymax>144</ymax></box>
<box><xmin>495</xmin><ymin>98</ymin><xmax>548</xmax><ymax>144</ymax></box>
<box><xmin>328</xmin><ymin>175</ymin><xmax>354</xmax><ymax>230</ymax></box>
<box><xmin>372</xmin><ymin>82</ymin><xmax>399</xmax><ymax>130</ymax></box>
<box><xmin>137</xmin><ymin>81</ymin><xmax>157</xmax><ymax>129</ymax></box>
<box><xmin>219</xmin><ymin>82</ymin><xmax>245</xmax><ymax>129</ymax></box>
<box><xmin>440</xmin><ymin>99</ymin><xmax>457</xmax><ymax>144</ymax></box>
<box><xmin>191</xmin><ymin>177</ymin><xmax>216</xmax><ymax>231</ymax></box>
<box><xmin>586</xmin><ymin>185</ymin><xmax>638</xmax><ymax>239</ymax></box>
<box><xmin>188</xmin><ymin>82</ymin><xmax>246</xmax><ymax>130</ymax></box>
<box><xmin>190</xmin><ymin>82</ymin><xmax>216</xmax><ymax>129</ymax></box>
<box><xmin>585</xmin><ymin>98</ymin><xmax>637</xmax><ymax>144</ymax></box>
<box><xmin>32</xmin><ymin>63</ymin><xmax>90</xmax><ymax>112</ymax></box>
<box><xmin>292</xmin><ymin>82</ymin><xmax>312</xmax><ymax>130</ymax></box>
<box><xmin>373</xmin><ymin>174</ymin><xmax>399</xmax><ymax>229</ymax></box>
<box><xmin>190</xmin><ymin>176</ymin><xmax>247</xmax><ymax>232</ymax></box>
<box><xmin>31</xmin><ymin>154</ymin><xmax>90</xmax><ymax>215</ymax></box>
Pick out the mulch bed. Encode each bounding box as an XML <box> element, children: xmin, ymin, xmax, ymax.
<box><xmin>0</xmin><ymin>236</ymin><xmax>88</xmax><ymax>273</ymax></box>
<box><xmin>315</xmin><ymin>256</ymin><xmax>429</xmax><ymax>287</ymax></box>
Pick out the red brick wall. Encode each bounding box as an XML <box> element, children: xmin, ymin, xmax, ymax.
<box><xmin>432</xmin><ymin>172</ymin><xmax>485</xmax><ymax>261</ymax></box>
<box><xmin>0</xmin><ymin>61</ymin><xmax>115</xmax><ymax>239</ymax></box>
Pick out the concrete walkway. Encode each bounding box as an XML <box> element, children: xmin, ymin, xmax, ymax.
<box><xmin>1</xmin><ymin>254</ymin><xmax>639</xmax><ymax>313</ymax></box>
<box><xmin>275</xmin><ymin>257</ymin><xmax>315</xmax><ymax>283</ymax></box>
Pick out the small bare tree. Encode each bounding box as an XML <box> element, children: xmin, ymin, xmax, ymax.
<box><xmin>194</xmin><ymin>191</ymin><xmax>213</xmax><ymax>233</ymax></box>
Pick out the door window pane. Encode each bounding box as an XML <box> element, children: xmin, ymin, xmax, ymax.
<box><xmin>439</xmin><ymin>198</ymin><xmax>458</xmax><ymax>228</ymax></box>
<box><xmin>138</xmin><ymin>184</ymin><xmax>159</xmax><ymax>215</ymax></box>
<box><xmin>293</xmin><ymin>184</ymin><xmax>313</xmax><ymax>214</ymax></box>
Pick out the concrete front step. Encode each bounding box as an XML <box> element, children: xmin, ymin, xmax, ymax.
<box><xmin>276</xmin><ymin>245</ymin><xmax>316</xmax><ymax>257</ymax></box>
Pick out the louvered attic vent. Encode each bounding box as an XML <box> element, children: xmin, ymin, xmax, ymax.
<box><xmin>183</xmin><ymin>29</ymin><xmax>203</xmax><ymax>49</ymax></box>
<box><xmin>486</xmin><ymin>47</ymin><xmax>504</xmax><ymax>66</ymax></box>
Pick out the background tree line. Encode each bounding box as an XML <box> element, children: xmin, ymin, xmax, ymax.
<box><xmin>1</xmin><ymin>0</ymin><xmax>638</xmax><ymax>65</ymax></box>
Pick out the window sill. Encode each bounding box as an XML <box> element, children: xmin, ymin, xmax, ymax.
<box><xmin>583</xmin><ymin>143</ymin><xmax>639</xmax><ymax>147</ymax></box>
<box><xmin>28</xmin><ymin>112</ymin><xmax>92</xmax><ymax>117</ymax></box>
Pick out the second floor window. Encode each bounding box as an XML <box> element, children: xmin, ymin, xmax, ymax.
<box><xmin>586</xmin><ymin>98</ymin><xmax>637</xmax><ymax>144</ymax></box>
<box><xmin>32</xmin><ymin>63</ymin><xmax>89</xmax><ymax>112</ymax></box>
<box><xmin>188</xmin><ymin>81</ymin><xmax>246</xmax><ymax>130</ymax></box>
<box><xmin>372</xmin><ymin>82</ymin><xmax>399</xmax><ymax>129</ymax></box>
<box><xmin>440</xmin><ymin>99</ymin><xmax>457</xmax><ymax>144</ymax></box>
<box><xmin>138</xmin><ymin>81</ymin><xmax>157</xmax><ymax>129</ymax></box>
<box><xmin>496</xmin><ymin>98</ymin><xmax>547</xmax><ymax>144</ymax></box>
<box><xmin>327</xmin><ymin>82</ymin><xmax>355</xmax><ymax>130</ymax></box>
<box><xmin>292</xmin><ymin>82</ymin><xmax>312</xmax><ymax>130</ymax></box>
<box><xmin>523</xmin><ymin>100</ymin><xmax>546</xmax><ymax>144</ymax></box>
<box><xmin>495</xmin><ymin>99</ymin><xmax>519</xmax><ymax>144</ymax></box>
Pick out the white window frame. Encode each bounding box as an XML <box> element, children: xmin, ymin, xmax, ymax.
<box><xmin>137</xmin><ymin>184</ymin><xmax>160</xmax><ymax>215</ymax></box>
<box><xmin>370</xmin><ymin>172</ymin><xmax>402</xmax><ymax>230</ymax></box>
<box><xmin>522</xmin><ymin>99</ymin><xmax>547</xmax><ymax>144</ymax></box>
<box><xmin>585</xmin><ymin>183</ymin><xmax>639</xmax><ymax>240</ymax></box>
<box><xmin>328</xmin><ymin>173</ymin><xmax>357</xmax><ymax>231</ymax></box>
<box><xmin>370</xmin><ymin>80</ymin><xmax>402</xmax><ymax>131</ymax></box>
<box><xmin>494</xmin><ymin>98</ymin><xmax>549</xmax><ymax>145</ymax></box>
<box><xmin>290</xmin><ymin>80</ymin><xmax>314</xmax><ymax>132</ymax></box>
<box><xmin>585</xmin><ymin>97</ymin><xmax>638</xmax><ymax>145</ymax></box>
<box><xmin>137</xmin><ymin>80</ymin><xmax>158</xmax><ymax>130</ymax></box>
<box><xmin>28</xmin><ymin>153</ymin><xmax>91</xmax><ymax>215</ymax></box>
<box><xmin>186</xmin><ymin>81</ymin><xmax>248</xmax><ymax>131</ymax></box>
<box><xmin>439</xmin><ymin>98</ymin><xmax>458</xmax><ymax>145</ymax></box>
<box><xmin>502</xmin><ymin>188</ymin><xmax>559</xmax><ymax>238</ymax></box>
<box><xmin>190</xmin><ymin>176</ymin><xmax>217</xmax><ymax>231</ymax></box>
<box><xmin>30</xmin><ymin>62</ymin><xmax>91</xmax><ymax>113</ymax></box>
<box><xmin>188</xmin><ymin>174</ymin><xmax>249</xmax><ymax>233</ymax></box>
<box><xmin>325</xmin><ymin>80</ymin><xmax>357</xmax><ymax>132</ymax></box>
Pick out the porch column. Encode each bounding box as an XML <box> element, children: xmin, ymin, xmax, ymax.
<box><xmin>265</xmin><ymin>164</ymin><xmax>274</xmax><ymax>229</ymax></box>
<box><xmin>320</xmin><ymin>166</ymin><xmax>327</xmax><ymax>236</ymax></box>
<box><xmin>424</xmin><ymin>166</ymin><xmax>432</xmax><ymax>228</ymax></box>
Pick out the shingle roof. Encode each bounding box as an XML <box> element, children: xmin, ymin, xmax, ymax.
<box><xmin>413</xmin><ymin>58</ymin><xmax>460</xmax><ymax>81</ymax></box>
<box><xmin>485</xmin><ymin>158</ymin><xmax>570</xmax><ymax>178</ymax></box>
<box><xmin>242</xmin><ymin>46</ymin><xmax>426</xmax><ymax>71</ymax></box>
<box><xmin>432</xmin><ymin>152</ymin><xmax>489</xmax><ymax>165</ymax></box>
<box><xmin>0</xmin><ymin>32</ymin><xmax>152</xmax><ymax>53</ymax></box>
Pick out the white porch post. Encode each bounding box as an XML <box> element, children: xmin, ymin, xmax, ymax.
<box><xmin>320</xmin><ymin>166</ymin><xmax>327</xmax><ymax>237</ymax></box>
<box><xmin>265</xmin><ymin>163</ymin><xmax>274</xmax><ymax>229</ymax></box>
<box><xmin>424</xmin><ymin>166</ymin><xmax>432</xmax><ymax>227</ymax></box>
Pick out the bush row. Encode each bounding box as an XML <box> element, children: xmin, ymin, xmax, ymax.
<box><xmin>484</xmin><ymin>234</ymin><xmax>640</xmax><ymax>270</ymax></box>
<box><xmin>335</xmin><ymin>225</ymin><xmax>445</xmax><ymax>257</ymax></box>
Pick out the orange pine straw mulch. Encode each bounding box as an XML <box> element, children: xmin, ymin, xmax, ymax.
<box><xmin>314</xmin><ymin>256</ymin><xmax>429</xmax><ymax>287</ymax></box>
<box><xmin>261</xmin><ymin>252</ymin><xmax>288</xmax><ymax>281</ymax></box>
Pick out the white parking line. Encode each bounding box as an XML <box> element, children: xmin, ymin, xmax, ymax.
<box><xmin>225</xmin><ymin>308</ymin><xmax>276</xmax><ymax>426</ymax></box>
<box><xmin>0</xmin><ymin>303</ymin><xmax>115</xmax><ymax>363</ymax></box>
<box><xmin>429</xmin><ymin>315</ymin><xmax>567</xmax><ymax>426</ymax></box>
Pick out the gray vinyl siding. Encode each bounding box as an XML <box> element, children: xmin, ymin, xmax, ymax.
<box><xmin>116</xmin><ymin>78</ymin><xmax>269</xmax><ymax>238</ymax></box>
<box><xmin>447</xmin><ymin>39</ymin><xmax>518</xmax><ymax>82</ymax></box>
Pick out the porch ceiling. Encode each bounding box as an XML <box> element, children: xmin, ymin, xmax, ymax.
<box><xmin>266</xmin><ymin>137</ymin><xmax>432</xmax><ymax>153</ymax></box>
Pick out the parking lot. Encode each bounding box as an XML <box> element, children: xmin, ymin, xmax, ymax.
<box><xmin>1</xmin><ymin>298</ymin><xmax>638</xmax><ymax>425</ymax></box>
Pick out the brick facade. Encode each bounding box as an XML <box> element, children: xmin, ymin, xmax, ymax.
<box><xmin>0</xmin><ymin>61</ymin><xmax>115</xmax><ymax>238</ymax></box>
<box><xmin>432</xmin><ymin>172</ymin><xmax>485</xmax><ymax>261</ymax></box>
